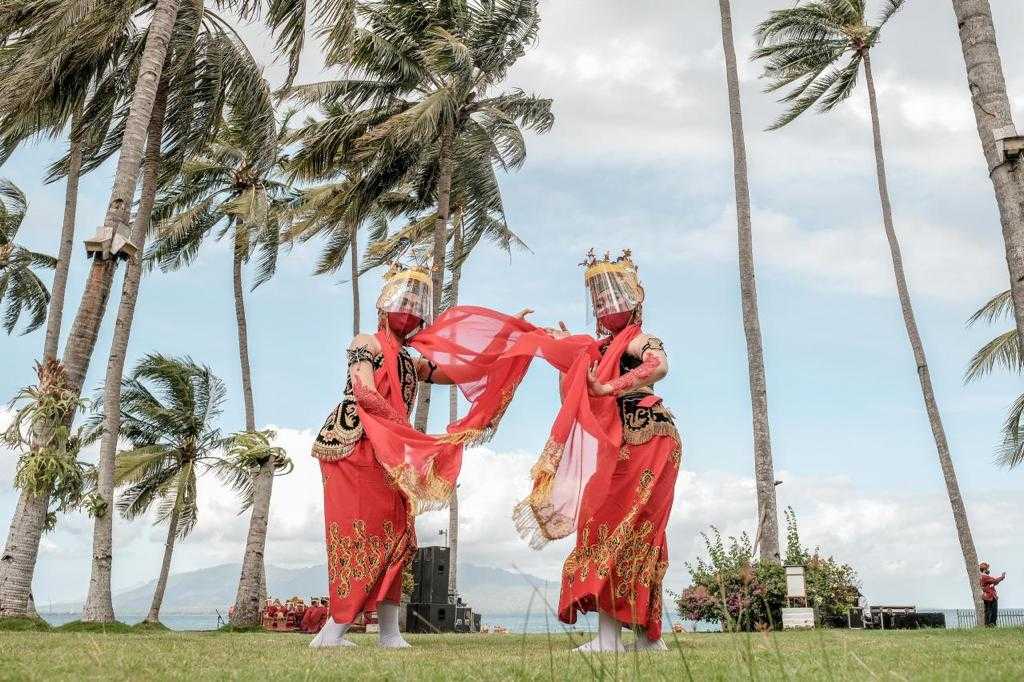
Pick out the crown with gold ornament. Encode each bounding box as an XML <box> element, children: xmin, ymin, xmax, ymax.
<box><xmin>383</xmin><ymin>260</ymin><xmax>432</xmax><ymax>286</ymax></box>
<box><xmin>581</xmin><ymin>248</ymin><xmax>639</xmax><ymax>283</ymax></box>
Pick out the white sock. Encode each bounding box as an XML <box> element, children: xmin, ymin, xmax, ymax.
<box><xmin>309</xmin><ymin>617</ymin><xmax>355</xmax><ymax>648</ymax></box>
<box><xmin>377</xmin><ymin>601</ymin><xmax>411</xmax><ymax>649</ymax></box>
<box><xmin>574</xmin><ymin>611</ymin><xmax>625</xmax><ymax>653</ymax></box>
<box><xmin>630</xmin><ymin>628</ymin><xmax>669</xmax><ymax>651</ymax></box>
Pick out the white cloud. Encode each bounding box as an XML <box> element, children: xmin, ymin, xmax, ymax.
<box><xmin>668</xmin><ymin>205</ymin><xmax>1005</xmax><ymax>304</ymax></box>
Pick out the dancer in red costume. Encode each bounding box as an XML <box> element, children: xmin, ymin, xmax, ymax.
<box><xmin>310</xmin><ymin>263</ymin><xmax>534</xmax><ymax>649</ymax></box>
<box><xmin>513</xmin><ymin>250</ymin><xmax>682</xmax><ymax>652</ymax></box>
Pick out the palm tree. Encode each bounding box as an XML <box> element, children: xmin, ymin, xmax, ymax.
<box><xmin>287</xmin><ymin>0</ymin><xmax>553</xmax><ymax>431</ymax></box>
<box><xmin>148</xmin><ymin>103</ymin><xmax>292</xmax><ymax>628</ymax></box>
<box><xmin>0</xmin><ymin>0</ymin><xmax>308</xmax><ymax>622</ymax></box>
<box><xmin>717</xmin><ymin>0</ymin><xmax>780</xmax><ymax>563</ymax></box>
<box><xmin>754</xmin><ymin>0</ymin><xmax>986</xmax><ymax>623</ymax></box>
<box><xmin>0</xmin><ymin>360</ymin><xmax>100</xmax><ymax>618</ymax></box>
<box><xmin>110</xmin><ymin>354</ymin><xmax>289</xmax><ymax>623</ymax></box>
<box><xmin>965</xmin><ymin>290</ymin><xmax>1024</xmax><ymax>469</ymax></box>
<box><xmin>81</xmin><ymin>15</ymin><xmax>274</xmax><ymax>624</ymax></box>
<box><xmin>0</xmin><ymin>179</ymin><xmax>55</xmax><ymax>336</ymax></box>
<box><xmin>950</xmin><ymin>1</ymin><xmax>1024</xmax><ymax>349</ymax></box>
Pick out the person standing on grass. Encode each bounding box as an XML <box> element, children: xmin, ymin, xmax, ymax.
<box><xmin>980</xmin><ymin>562</ymin><xmax>1006</xmax><ymax>626</ymax></box>
<box><xmin>515</xmin><ymin>250</ymin><xmax>682</xmax><ymax>652</ymax></box>
<box><xmin>309</xmin><ymin>262</ymin><xmax>535</xmax><ymax>648</ymax></box>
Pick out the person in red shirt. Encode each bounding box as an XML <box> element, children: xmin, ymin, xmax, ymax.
<box><xmin>980</xmin><ymin>562</ymin><xmax>1006</xmax><ymax>626</ymax></box>
<box><xmin>302</xmin><ymin>599</ymin><xmax>329</xmax><ymax>634</ymax></box>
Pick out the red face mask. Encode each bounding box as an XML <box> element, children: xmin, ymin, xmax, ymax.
<box><xmin>598</xmin><ymin>311</ymin><xmax>634</xmax><ymax>333</ymax></box>
<box><xmin>387</xmin><ymin>312</ymin><xmax>422</xmax><ymax>337</ymax></box>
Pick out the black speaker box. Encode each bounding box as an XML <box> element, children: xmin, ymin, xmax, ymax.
<box><xmin>412</xmin><ymin>546</ymin><xmax>450</xmax><ymax>604</ymax></box>
<box><xmin>406</xmin><ymin>602</ymin><xmax>456</xmax><ymax>633</ymax></box>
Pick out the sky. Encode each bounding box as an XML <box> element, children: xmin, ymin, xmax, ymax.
<box><xmin>1</xmin><ymin>1</ymin><xmax>1022</xmax><ymax>612</ymax></box>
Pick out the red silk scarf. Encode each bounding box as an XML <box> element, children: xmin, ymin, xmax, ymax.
<box><xmin>359</xmin><ymin>305</ymin><xmax>641</xmax><ymax>541</ymax></box>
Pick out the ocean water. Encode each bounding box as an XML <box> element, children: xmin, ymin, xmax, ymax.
<box><xmin>40</xmin><ymin>609</ymin><xmax>970</xmax><ymax>633</ymax></box>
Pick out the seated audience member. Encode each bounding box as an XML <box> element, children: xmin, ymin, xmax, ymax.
<box><xmin>302</xmin><ymin>598</ymin><xmax>329</xmax><ymax>634</ymax></box>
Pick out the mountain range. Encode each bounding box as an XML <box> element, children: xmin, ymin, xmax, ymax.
<box><xmin>40</xmin><ymin>561</ymin><xmax>559</xmax><ymax>617</ymax></box>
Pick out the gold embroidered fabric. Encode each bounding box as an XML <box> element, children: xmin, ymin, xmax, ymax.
<box><xmin>618</xmin><ymin>392</ymin><xmax>681</xmax><ymax>451</ymax></box>
<box><xmin>562</xmin><ymin>468</ymin><xmax>668</xmax><ymax>606</ymax></box>
<box><xmin>326</xmin><ymin>518</ymin><xmax>412</xmax><ymax>599</ymax></box>
<box><xmin>311</xmin><ymin>348</ymin><xmax>420</xmax><ymax>461</ymax></box>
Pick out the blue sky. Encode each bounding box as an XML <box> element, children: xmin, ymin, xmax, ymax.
<box><xmin>2</xmin><ymin>1</ymin><xmax>1022</xmax><ymax>611</ymax></box>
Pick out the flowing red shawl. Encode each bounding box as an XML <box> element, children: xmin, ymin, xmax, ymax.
<box><xmin>382</xmin><ymin>306</ymin><xmax>641</xmax><ymax>548</ymax></box>
<box><xmin>356</xmin><ymin>308</ymin><xmax>537</xmax><ymax>512</ymax></box>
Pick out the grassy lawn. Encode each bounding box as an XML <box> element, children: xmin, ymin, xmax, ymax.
<box><xmin>1</xmin><ymin>627</ymin><xmax>1022</xmax><ymax>680</ymax></box>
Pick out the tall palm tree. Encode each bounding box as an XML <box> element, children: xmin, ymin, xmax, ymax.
<box><xmin>0</xmin><ymin>0</ymin><xmax>292</xmax><ymax>621</ymax></box>
<box><xmin>81</xmin><ymin>14</ymin><xmax>274</xmax><ymax>624</ymax></box>
<box><xmin>965</xmin><ymin>290</ymin><xmax>1024</xmax><ymax>469</ymax></box>
<box><xmin>0</xmin><ymin>179</ymin><xmax>55</xmax><ymax>336</ymax></box>
<box><xmin>950</xmin><ymin>1</ymin><xmax>1024</xmax><ymax>349</ymax></box>
<box><xmin>0</xmin><ymin>360</ymin><xmax>100</xmax><ymax>618</ymax></box>
<box><xmin>754</xmin><ymin>0</ymin><xmax>986</xmax><ymax>623</ymax></box>
<box><xmin>148</xmin><ymin>103</ymin><xmax>292</xmax><ymax>628</ymax></box>
<box><xmin>110</xmin><ymin>354</ymin><xmax>289</xmax><ymax>624</ymax></box>
<box><xmin>287</xmin><ymin>0</ymin><xmax>553</xmax><ymax>431</ymax></box>
<box><xmin>717</xmin><ymin>0</ymin><xmax>780</xmax><ymax>563</ymax></box>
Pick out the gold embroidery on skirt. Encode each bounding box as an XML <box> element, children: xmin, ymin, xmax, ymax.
<box><xmin>326</xmin><ymin>519</ymin><xmax>401</xmax><ymax>599</ymax></box>
<box><xmin>562</xmin><ymin>467</ymin><xmax>667</xmax><ymax>606</ymax></box>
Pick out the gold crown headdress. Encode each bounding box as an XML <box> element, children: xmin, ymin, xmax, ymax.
<box><xmin>377</xmin><ymin>260</ymin><xmax>433</xmax><ymax>322</ymax></box>
<box><xmin>581</xmin><ymin>248</ymin><xmax>638</xmax><ymax>283</ymax></box>
<box><xmin>383</xmin><ymin>261</ymin><xmax>431</xmax><ymax>285</ymax></box>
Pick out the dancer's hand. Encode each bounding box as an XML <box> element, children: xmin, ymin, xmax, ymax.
<box><xmin>587</xmin><ymin>362</ymin><xmax>612</xmax><ymax>397</ymax></box>
<box><xmin>544</xmin><ymin>321</ymin><xmax>571</xmax><ymax>340</ymax></box>
<box><xmin>514</xmin><ymin>308</ymin><xmax>534</xmax><ymax>320</ymax></box>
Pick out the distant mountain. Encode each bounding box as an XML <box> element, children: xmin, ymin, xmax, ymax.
<box><xmin>42</xmin><ymin>561</ymin><xmax>558</xmax><ymax>617</ymax></box>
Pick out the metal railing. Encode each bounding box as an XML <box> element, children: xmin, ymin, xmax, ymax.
<box><xmin>954</xmin><ymin>608</ymin><xmax>1024</xmax><ymax>628</ymax></box>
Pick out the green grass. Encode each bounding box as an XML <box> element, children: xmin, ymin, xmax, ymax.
<box><xmin>0</xmin><ymin>628</ymin><xmax>1022</xmax><ymax>680</ymax></box>
<box><xmin>0</xmin><ymin>617</ymin><xmax>50</xmax><ymax>632</ymax></box>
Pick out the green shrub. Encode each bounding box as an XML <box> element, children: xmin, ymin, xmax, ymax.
<box><xmin>677</xmin><ymin>507</ymin><xmax>859</xmax><ymax>630</ymax></box>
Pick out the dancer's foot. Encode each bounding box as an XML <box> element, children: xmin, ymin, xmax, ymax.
<box><xmin>375</xmin><ymin>601</ymin><xmax>411</xmax><ymax>649</ymax></box>
<box><xmin>377</xmin><ymin>634</ymin><xmax>412</xmax><ymax>649</ymax></box>
<box><xmin>573</xmin><ymin>636</ymin><xmax>626</xmax><ymax>653</ymax></box>
<box><xmin>309</xmin><ymin>618</ymin><xmax>355</xmax><ymax>648</ymax></box>
<box><xmin>628</xmin><ymin>637</ymin><xmax>668</xmax><ymax>652</ymax></box>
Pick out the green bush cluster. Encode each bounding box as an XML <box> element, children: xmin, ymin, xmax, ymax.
<box><xmin>676</xmin><ymin>507</ymin><xmax>860</xmax><ymax>630</ymax></box>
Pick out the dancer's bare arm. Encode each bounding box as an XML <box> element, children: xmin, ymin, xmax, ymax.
<box><xmin>587</xmin><ymin>334</ymin><xmax>669</xmax><ymax>397</ymax></box>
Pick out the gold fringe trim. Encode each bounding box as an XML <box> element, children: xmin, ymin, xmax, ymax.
<box><xmin>385</xmin><ymin>461</ymin><xmax>456</xmax><ymax>516</ymax></box>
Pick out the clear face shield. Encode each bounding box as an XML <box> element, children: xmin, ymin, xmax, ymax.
<box><xmin>585</xmin><ymin>262</ymin><xmax>642</xmax><ymax>335</ymax></box>
<box><xmin>377</xmin><ymin>269</ymin><xmax>433</xmax><ymax>335</ymax></box>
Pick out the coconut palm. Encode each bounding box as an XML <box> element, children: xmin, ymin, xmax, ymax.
<box><xmin>965</xmin><ymin>290</ymin><xmax>1024</xmax><ymax>469</ymax></box>
<box><xmin>110</xmin><ymin>354</ymin><xmax>289</xmax><ymax>624</ymax></box>
<box><xmin>950</xmin><ymin>1</ymin><xmax>1024</xmax><ymax>348</ymax></box>
<box><xmin>0</xmin><ymin>1</ymin><xmax>279</xmax><ymax>622</ymax></box>
<box><xmin>287</xmin><ymin>0</ymin><xmax>553</xmax><ymax>431</ymax></box>
<box><xmin>0</xmin><ymin>179</ymin><xmax>55</xmax><ymax>336</ymax></box>
<box><xmin>717</xmin><ymin>0</ymin><xmax>780</xmax><ymax>563</ymax></box>
<box><xmin>80</xmin><ymin>14</ymin><xmax>274</xmax><ymax>624</ymax></box>
<box><xmin>754</xmin><ymin>0</ymin><xmax>986</xmax><ymax>623</ymax></box>
<box><xmin>147</xmin><ymin>104</ymin><xmax>293</xmax><ymax>627</ymax></box>
<box><xmin>0</xmin><ymin>360</ymin><xmax>100</xmax><ymax>618</ymax></box>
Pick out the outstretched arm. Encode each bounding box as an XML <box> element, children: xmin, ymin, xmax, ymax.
<box><xmin>417</xmin><ymin>357</ymin><xmax>452</xmax><ymax>385</ymax></box>
<box><xmin>348</xmin><ymin>334</ymin><xmax>405</xmax><ymax>423</ymax></box>
<box><xmin>588</xmin><ymin>334</ymin><xmax>669</xmax><ymax>397</ymax></box>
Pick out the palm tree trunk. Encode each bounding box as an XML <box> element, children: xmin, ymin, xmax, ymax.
<box><xmin>146</xmin><ymin>504</ymin><xmax>180</xmax><ymax>624</ymax></box>
<box><xmin>951</xmin><ymin>0</ymin><xmax>1024</xmax><ymax>346</ymax></box>
<box><xmin>42</xmin><ymin>105</ymin><xmax>84</xmax><ymax>363</ymax></box>
<box><xmin>413</xmin><ymin>131</ymin><xmax>454</xmax><ymax>433</ymax></box>
<box><xmin>229</xmin><ymin>235</ymin><xmax>275</xmax><ymax>629</ymax></box>
<box><xmin>446</xmin><ymin>214</ymin><xmax>463</xmax><ymax>596</ymax></box>
<box><xmin>233</xmin><ymin>245</ymin><xmax>256</xmax><ymax>433</ymax></box>
<box><xmin>863</xmin><ymin>53</ymin><xmax>986</xmax><ymax>626</ymax></box>
<box><xmin>230</xmin><ymin>458</ymin><xmax>275</xmax><ymax>628</ymax></box>
<box><xmin>350</xmin><ymin>217</ymin><xmax>360</xmax><ymax>335</ymax></box>
<box><xmin>62</xmin><ymin>0</ymin><xmax>180</xmax><ymax>395</ymax></box>
<box><xmin>0</xmin><ymin>491</ymin><xmax>49</xmax><ymax>617</ymax></box>
<box><xmin>718</xmin><ymin>0</ymin><xmax>780</xmax><ymax>563</ymax></box>
<box><xmin>82</xmin><ymin>79</ymin><xmax>169</xmax><ymax>623</ymax></box>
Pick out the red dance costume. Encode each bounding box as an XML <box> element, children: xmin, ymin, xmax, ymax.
<box><xmin>311</xmin><ymin>309</ymin><xmax>538</xmax><ymax>625</ymax></box>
